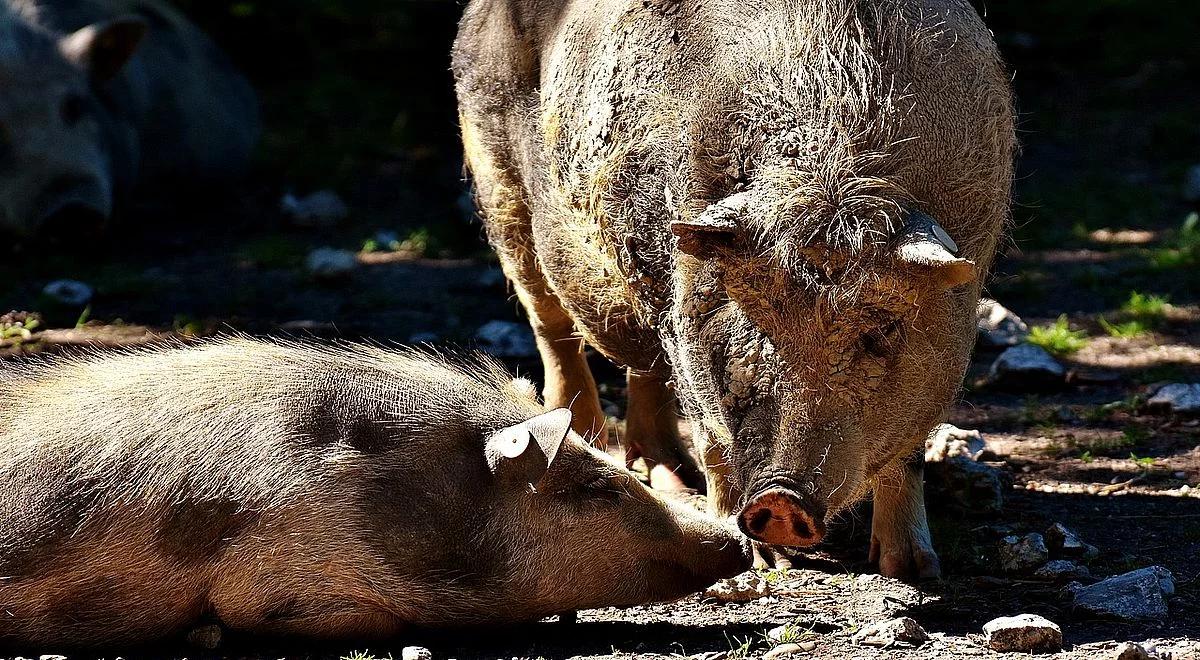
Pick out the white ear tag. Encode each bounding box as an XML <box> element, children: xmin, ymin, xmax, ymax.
<box><xmin>497</xmin><ymin>426</ymin><xmax>531</xmax><ymax>458</ymax></box>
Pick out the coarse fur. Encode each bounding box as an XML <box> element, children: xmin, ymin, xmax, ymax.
<box><xmin>455</xmin><ymin>0</ymin><xmax>1015</xmax><ymax>578</ymax></box>
<box><xmin>0</xmin><ymin>337</ymin><xmax>749</xmax><ymax>645</ymax></box>
<box><xmin>0</xmin><ymin>0</ymin><xmax>259</xmax><ymax>235</ymax></box>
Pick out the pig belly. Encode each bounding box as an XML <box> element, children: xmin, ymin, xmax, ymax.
<box><xmin>532</xmin><ymin>219</ymin><xmax>666</xmax><ymax>372</ymax></box>
<box><xmin>0</xmin><ymin>543</ymin><xmax>208</xmax><ymax>646</ymax></box>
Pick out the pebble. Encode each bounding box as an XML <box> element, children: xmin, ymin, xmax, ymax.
<box><xmin>852</xmin><ymin>617</ymin><xmax>929</xmax><ymax>647</ymax></box>
<box><xmin>280</xmin><ymin>190</ymin><xmax>349</xmax><ymax>227</ymax></box>
<box><xmin>475</xmin><ymin>320</ymin><xmax>538</xmax><ymax>358</ymax></box>
<box><xmin>38</xmin><ymin>656</ymin><xmax>68</xmax><ymax>660</ymax></box>
<box><xmin>982</xmin><ymin>614</ymin><xmax>1063</xmax><ymax>653</ymax></box>
<box><xmin>305</xmin><ymin>247</ymin><xmax>358</xmax><ymax>279</ymax></box>
<box><xmin>1183</xmin><ymin>164</ymin><xmax>1200</xmax><ymax>202</ymax></box>
<box><xmin>1112</xmin><ymin>641</ymin><xmax>1155</xmax><ymax>660</ymax></box>
<box><xmin>1146</xmin><ymin>383</ymin><xmax>1200</xmax><ymax>416</ymax></box>
<box><xmin>1035</xmin><ymin>559</ymin><xmax>1092</xmax><ymax>582</ymax></box>
<box><xmin>925</xmin><ymin>424</ymin><xmax>988</xmax><ymax>462</ymax></box>
<box><xmin>703</xmin><ymin>572</ymin><xmax>772</xmax><ymax>603</ymax></box>
<box><xmin>1070</xmin><ymin>566</ymin><xmax>1175</xmax><ymax>621</ymax></box>
<box><xmin>999</xmin><ymin>533</ymin><xmax>1049</xmax><ymax>573</ymax></box>
<box><xmin>1044</xmin><ymin>522</ymin><xmax>1100</xmax><ymax>561</ymax></box>
<box><xmin>401</xmin><ymin>646</ymin><xmax>433</xmax><ymax>660</ymax></box>
<box><xmin>185</xmin><ymin>623</ymin><xmax>222</xmax><ymax>650</ymax></box>
<box><xmin>763</xmin><ymin>641</ymin><xmax>816</xmax><ymax>658</ymax></box>
<box><xmin>988</xmin><ymin>344</ymin><xmax>1066</xmax><ymax>390</ymax></box>
<box><xmin>41</xmin><ymin>279</ymin><xmax>93</xmax><ymax>306</ymax></box>
<box><xmin>976</xmin><ymin>298</ymin><xmax>1029</xmax><ymax>348</ymax></box>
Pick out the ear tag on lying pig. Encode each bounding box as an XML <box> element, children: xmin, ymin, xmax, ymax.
<box><xmin>894</xmin><ymin>209</ymin><xmax>975</xmax><ymax>288</ymax></box>
<box><xmin>489</xmin><ymin>408</ymin><xmax>572</xmax><ymax>489</ymax></box>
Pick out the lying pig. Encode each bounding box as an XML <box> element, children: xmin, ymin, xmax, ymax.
<box><xmin>0</xmin><ymin>337</ymin><xmax>749</xmax><ymax>646</ymax></box>
<box><xmin>0</xmin><ymin>0</ymin><xmax>259</xmax><ymax>236</ymax></box>
<box><xmin>454</xmin><ymin>0</ymin><xmax>1015</xmax><ymax>578</ymax></box>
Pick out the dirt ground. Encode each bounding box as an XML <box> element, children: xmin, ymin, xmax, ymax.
<box><xmin>3</xmin><ymin>0</ymin><xmax>1200</xmax><ymax>657</ymax></box>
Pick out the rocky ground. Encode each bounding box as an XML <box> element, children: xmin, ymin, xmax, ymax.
<box><xmin>2</xmin><ymin>1</ymin><xmax>1199</xmax><ymax>657</ymax></box>
<box><xmin>1</xmin><ymin>223</ymin><xmax>1198</xmax><ymax>659</ymax></box>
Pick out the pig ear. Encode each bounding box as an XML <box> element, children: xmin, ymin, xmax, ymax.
<box><xmin>671</xmin><ymin>192</ymin><xmax>748</xmax><ymax>258</ymax></box>
<box><xmin>60</xmin><ymin>16</ymin><xmax>148</xmax><ymax>82</ymax></box>
<box><xmin>893</xmin><ymin>210</ymin><xmax>976</xmax><ymax>289</ymax></box>
<box><xmin>486</xmin><ymin>408</ymin><xmax>572</xmax><ymax>488</ymax></box>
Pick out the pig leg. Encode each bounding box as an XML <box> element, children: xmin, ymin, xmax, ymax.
<box><xmin>623</xmin><ymin>370</ymin><xmax>705</xmax><ymax>491</ymax></box>
<box><xmin>518</xmin><ymin>286</ymin><xmax>609</xmax><ymax>447</ymax></box>
<box><xmin>460</xmin><ymin>119</ymin><xmax>607</xmax><ymax>446</ymax></box>
<box><xmin>869</xmin><ymin>449</ymin><xmax>941</xmax><ymax>581</ymax></box>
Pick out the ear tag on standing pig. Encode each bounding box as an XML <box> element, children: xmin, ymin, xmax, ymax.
<box><xmin>895</xmin><ymin>209</ymin><xmax>975</xmax><ymax>288</ymax></box>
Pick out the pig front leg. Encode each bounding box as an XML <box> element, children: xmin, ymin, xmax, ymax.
<box><xmin>869</xmin><ymin>449</ymin><xmax>941</xmax><ymax>581</ymax></box>
<box><xmin>624</xmin><ymin>370</ymin><xmax>706</xmax><ymax>492</ymax></box>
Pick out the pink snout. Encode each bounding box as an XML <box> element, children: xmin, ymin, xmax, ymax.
<box><xmin>738</xmin><ymin>488</ymin><xmax>827</xmax><ymax>547</ymax></box>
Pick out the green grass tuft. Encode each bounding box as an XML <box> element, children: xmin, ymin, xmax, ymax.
<box><xmin>1028</xmin><ymin>315</ymin><xmax>1089</xmax><ymax>355</ymax></box>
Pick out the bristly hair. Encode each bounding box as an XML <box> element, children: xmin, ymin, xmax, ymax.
<box><xmin>697</xmin><ymin>0</ymin><xmax>933</xmax><ymax>272</ymax></box>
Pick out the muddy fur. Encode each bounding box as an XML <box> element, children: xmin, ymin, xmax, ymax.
<box><xmin>456</xmin><ymin>0</ymin><xmax>1014</xmax><ymax>577</ymax></box>
<box><xmin>0</xmin><ymin>337</ymin><xmax>749</xmax><ymax>645</ymax></box>
<box><xmin>0</xmin><ymin>0</ymin><xmax>258</xmax><ymax>234</ymax></box>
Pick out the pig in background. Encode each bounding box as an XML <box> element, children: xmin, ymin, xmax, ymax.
<box><xmin>0</xmin><ymin>337</ymin><xmax>749</xmax><ymax>647</ymax></box>
<box><xmin>454</xmin><ymin>0</ymin><xmax>1015</xmax><ymax>579</ymax></box>
<box><xmin>0</xmin><ymin>0</ymin><xmax>259</xmax><ymax>238</ymax></box>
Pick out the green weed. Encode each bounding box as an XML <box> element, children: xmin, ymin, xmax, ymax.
<box><xmin>1028</xmin><ymin>315</ymin><xmax>1089</xmax><ymax>355</ymax></box>
<box><xmin>1129</xmin><ymin>453</ymin><xmax>1157</xmax><ymax>469</ymax></box>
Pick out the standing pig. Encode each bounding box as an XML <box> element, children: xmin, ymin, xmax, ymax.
<box><xmin>0</xmin><ymin>0</ymin><xmax>259</xmax><ymax>237</ymax></box>
<box><xmin>454</xmin><ymin>0</ymin><xmax>1015</xmax><ymax>578</ymax></box>
<box><xmin>0</xmin><ymin>337</ymin><xmax>749</xmax><ymax>646</ymax></box>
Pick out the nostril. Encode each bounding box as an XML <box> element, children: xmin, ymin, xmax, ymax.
<box><xmin>791</xmin><ymin>516</ymin><xmax>812</xmax><ymax>540</ymax></box>
<box><xmin>739</xmin><ymin>488</ymin><xmax>827</xmax><ymax>547</ymax></box>
<box><xmin>745</xmin><ymin>507</ymin><xmax>773</xmax><ymax>536</ymax></box>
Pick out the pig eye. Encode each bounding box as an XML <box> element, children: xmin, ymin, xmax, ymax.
<box><xmin>60</xmin><ymin>94</ymin><xmax>88</xmax><ymax>126</ymax></box>
<box><xmin>860</xmin><ymin>319</ymin><xmax>904</xmax><ymax>358</ymax></box>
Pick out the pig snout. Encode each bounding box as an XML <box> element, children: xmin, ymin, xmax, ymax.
<box><xmin>34</xmin><ymin>178</ymin><xmax>109</xmax><ymax>237</ymax></box>
<box><xmin>739</xmin><ymin>487</ymin><xmax>827</xmax><ymax>547</ymax></box>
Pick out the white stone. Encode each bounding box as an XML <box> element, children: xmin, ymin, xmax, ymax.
<box><xmin>305</xmin><ymin>247</ymin><xmax>357</xmax><ymax>279</ymax></box>
<box><xmin>401</xmin><ymin>646</ymin><xmax>433</xmax><ymax>660</ymax></box>
<box><xmin>475</xmin><ymin>320</ymin><xmax>537</xmax><ymax>358</ymax></box>
<box><xmin>280</xmin><ymin>190</ymin><xmax>349</xmax><ymax>227</ymax></box>
<box><xmin>989</xmin><ymin>344</ymin><xmax>1066</xmax><ymax>389</ymax></box>
<box><xmin>41</xmin><ymin>279</ymin><xmax>93</xmax><ymax>306</ymax></box>
<box><xmin>999</xmin><ymin>533</ymin><xmax>1049</xmax><ymax>573</ymax></box>
<box><xmin>852</xmin><ymin>617</ymin><xmax>929</xmax><ymax>647</ymax></box>
<box><xmin>1070</xmin><ymin>566</ymin><xmax>1175</xmax><ymax>621</ymax></box>
<box><xmin>703</xmin><ymin>571</ymin><xmax>771</xmax><ymax>603</ymax></box>
<box><xmin>982</xmin><ymin>613</ymin><xmax>1063</xmax><ymax>652</ymax></box>
<box><xmin>1147</xmin><ymin>383</ymin><xmax>1200</xmax><ymax>415</ymax></box>
<box><xmin>925</xmin><ymin>424</ymin><xmax>987</xmax><ymax>462</ymax></box>
<box><xmin>1044</xmin><ymin>522</ymin><xmax>1100</xmax><ymax>561</ymax></box>
<box><xmin>1035</xmin><ymin>560</ymin><xmax>1091</xmax><ymax>582</ymax></box>
<box><xmin>976</xmin><ymin>298</ymin><xmax>1029</xmax><ymax>347</ymax></box>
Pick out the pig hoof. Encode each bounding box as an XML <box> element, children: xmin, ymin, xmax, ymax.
<box><xmin>752</xmin><ymin>543</ymin><xmax>796</xmax><ymax>570</ymax></box>
<box><xmin>869</xmin><ymin>536</ymin><xmax>941</xmax><ymax>582</ymax></box>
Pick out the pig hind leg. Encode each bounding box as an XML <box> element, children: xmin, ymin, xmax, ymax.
<box><xmin>462</xmin><ymin>120</ymin><xmax>607</xmax><ymax>446</ymax></box>
<box><xmin>623</xmin><ymin>370</ymin><xmax>705</xmax><ymax>491</ymax></box>
<box><xmin>869</xmin><ymin>449</ymin><xmax>941</xmax><ymax>581</ymax></box>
